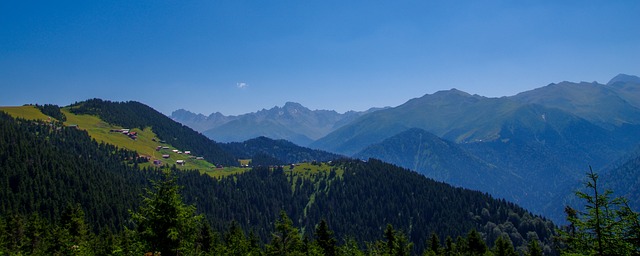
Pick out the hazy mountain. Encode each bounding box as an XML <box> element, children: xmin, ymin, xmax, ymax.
<box><xmin>462</xmin><ymin>104</ymin><xmax>637</xmax><ymax>221</ymax></box>
<box><xmin>354</xmin><ymin>128</ymin><xmax>527</xmax><ymax>199</ymax></box>
<box><xmin>311</xmin><ymin>89</ymin><xmax>524</xmax><ymax>155</ymax></box>
<box><xmin>607</xmin><ymin>73</ymin><xmax>640</xmax><ymax>86</ymax></box>
<box><xmin>172</xmin><ymin>102</ymin><xmax>381</xmax><ymax>146</ymax></box>
<box><xmin>601</xmin><ymin>146</ymin><xmax>640</xmax><ymax>210</ymax></box>
<box><xmin>171</xmin><ymin>109</ymin><xmax>236</xmax><ymax>132</ymax></box>
<box><xmin>512</xmin><ymin>79</ymin><xmax>640</xmax><ymax>128</ymax></box>
<box><xmin>548</xmin><ymin>145</ymin><xmax>640</xmax><ymax>224</ymax></box>
<box><xmin>607</xmin><ymin>74</ymin><xmax>640</xmax><ymax>110</ymax></box>
<box><xmin>314</xmin><ymin>74</ymin><xmax>640</xmax><ymax>156</ymax></box>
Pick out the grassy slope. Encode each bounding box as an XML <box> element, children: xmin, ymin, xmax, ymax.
<box><xmin>0</xmin><ymin>105</ymin><xmax>248</xmax><ymax>176</ymax></box>
<box><xmin>0</xmin><ymin>105</ymin><xmax>51</xmax><ymax>120</ymax></box>
<box><xmin>62</xmin><ymin>108</ymin><xmax>256</xmax><ymax>176</ymax></box>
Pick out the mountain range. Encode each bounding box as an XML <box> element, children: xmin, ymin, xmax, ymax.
<box><xmin>172</xmin><ymin>102</ymin><xmax>385</xmax><ymax>146</ymax></box>
<box><xmin>173</xmin><ymin>74</ymin><xmax>640</xmax><ymax>223</ymax></box>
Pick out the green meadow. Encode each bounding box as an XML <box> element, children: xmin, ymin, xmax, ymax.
<box><xmin>0</xmin><ymin>106</ymin><xmax>222</xmax><ymax>173</ymax></box>
<box><xmin>0</xmin><ymin>105</ymin><xmax>51</xmax><ymax>121</ymax></box>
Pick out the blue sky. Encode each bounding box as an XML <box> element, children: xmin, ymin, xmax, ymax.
<box><xmin>1</xmin><ymin>1</ymin><xmax>639</xmax><ymax>115</ymax></box>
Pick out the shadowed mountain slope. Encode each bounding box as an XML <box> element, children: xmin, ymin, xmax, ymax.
<box><xmin>354</xmin><ymin>128</ymin><xmax>526</xmax><ymax>199</ymax></box>
<box><xmin>221</xmin><ymin>136</ymin><xmax>344</xmax><ymax>165</ymax></box>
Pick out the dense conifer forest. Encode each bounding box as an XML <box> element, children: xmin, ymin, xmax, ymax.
<box><xmin>0</xmin><ymin>111</ymin><xmax>153</xmax><ymax>230</ymax></box>
<box><xmin>221</xmin><ymin>136</ymin><xmax>344</xmax><ymax>165</ymax></box>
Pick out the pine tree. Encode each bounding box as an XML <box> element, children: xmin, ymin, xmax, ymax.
<box><xmin>444</xmin><ymin>236</ymin><xmax>455</xmax><ymax>256</ymax></box>
<box><xmin>130</xmin><ymin>170</ymin><xmax>202</xmax><ymax>255</ymax></box>
<box><xmin>558</xmin><ymin>167</ymin><xmax>640</xmax><ymax>255</ymax></box>
<box><xmin>266</xmin><ymin>210</ymin><xmax>303</xmax><ymax>256</ymax></box>
<box><xmin>224</xmin><ymin>221</ymin><xmax>250</xmax><ymax>255</ymax></box>
<box><xmin>466</xmin><ymin>229</ymin><xmax>487</xmax><ymax>256</ymax></box>
<box><xmin>338</xmin><ymin>237</ymin><xmax>364</xmax><ymax>256</ymax></box>
<box><xmin>425</xmin><ymin>232</ymin><xmax>441</xmax><ymax>255</ymax></box>
<box><xmin>247</xmin><ymin>229</ymin><xmax>263</xmax><ymax>255</ymax></box>
<box><xmin>60</xmin><ymin>204</ymin><xmax>91</xmax><ymax>255</ymax></box>
<box><xmin>385</xmin><ymin>224</ymin><xmax>396</xmax><ymax>255</ymax></box>
<box><xmin>492</xmin><ymin>235</ymin><xmax>517</xmax><ymax>256</ymax></box>
<box><xmin>393</xmin><ymin>231</ymin><xmax>413</xmax><ymax>256</ymax></box>
<box><xmin>195</xmin><ymin>222</ymin><xmax>216</xmax><ymax>254</ymax></box>
<box><xmin>525</xmin><ymin>239</ymin><xmax>543</xmax><ymax>256</ymax></box>
<box><xmin>314</xmin><ymin>219</ymin><xmax>337</xmax><ymax>256</ymax></box>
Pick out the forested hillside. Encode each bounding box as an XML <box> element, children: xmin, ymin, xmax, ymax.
<box><xmin>0</xmin><ymin>111</ymin><xmax>154</xmax><ymax>230</ymax></box>
<box><xmin>0</xmin><ymin>109</ymin><xmax>557</xmax><ymax>255</ymax></box>
<box><xmin>221</xmin><ymin>136</ymin><xmax>343</xmax><ymax>165</ymax></box>
<box><xmin>601</xmin><ymin>149</ymin><xmax>640</xmax><ymax>209</ymax></box>
<box><xmin>67</xmin><ymin>99</ymin><xmax>238</xmax><ymax>166</ymax></box>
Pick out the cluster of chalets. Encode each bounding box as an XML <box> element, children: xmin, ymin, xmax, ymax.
<box><xmin>109</xmin><ymin>128</ymin><xmax>137</xmax><ymax>140</ymax></box>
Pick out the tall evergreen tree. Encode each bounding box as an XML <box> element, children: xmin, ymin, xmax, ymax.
<box><xmin>558</xmin><ymin>167</ymin><xmax>640</xmax><ymax>255</ymax></box>
<box><xmin>443</xmin><ymin>236</ymin><xmax>455</xmax><ymax>256</ymax></box>
<box><xmin>130</xmin><ymin>170</ymin><xmax>202</xmax><ymax>255</ymax></box>
<box><xmin>224</xmin><ymin>220</ymin><xmax>250</xmax><ymax>255</ymax></box>
<box><xmin>267</xmin><ymin>210</ymin><xmax>303</xmax><ymax>256</ymax></box>
<box><xmin>385</xmin><ymin>224</ymin><xmax>396</xmax><ymax>255</ymax></box>
<box><xmin>195</xmin><ymin>222</ymin><xmax>216</xmax><ymax>254</ymax></box>
<box><xmin>60</xmin><ymin>204</ymin><xmax>91</xmax><ymax>254</ymax></box>
<box><xmin>492</xmin><ymin>235</ymin><xmax>517</xmax><ymax>256</ymax></box>
<box><xmin>525</xmin><ymin>239</ymin><xmax>543</xmax><ymax>256</ymax></box>
<box><xmin>338</xmin><ymin>237</ymin><xmax>364</xmax><ymax>256</ymax></box>
<box><xmin>393</xmin><ymin>231</ymin><xmax>413</xmax><ymax>256</ymax></box>
<box><xmin>314</xmin><ymin>219</ymin><xmax>337</xmax><ymax>256</ymax></box>
<box><xmin>466</xmin><ymin>229</ymin><xmax>487</xmax><ymax>256</ymax></box>
<box><xmin>426</xmin><ymin>232</ymin><xmax>441</xmax><ymax>255</ymax></box>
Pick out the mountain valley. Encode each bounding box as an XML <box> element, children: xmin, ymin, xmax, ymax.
<box><xmin>174</xmin><ymin>74</ymin><xmax>640</xmax><ymax>223</ymax></box>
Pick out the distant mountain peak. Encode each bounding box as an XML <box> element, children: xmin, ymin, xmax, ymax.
<box><xmin>607</xmin><ymin>74</ymin><xmax>640</xmax><ymax>86</ymax></box>
<box><xmin>283</xmin><ymin>101</ymin><xmax>305</xmax><ymax>109</ymax></box>
<box><xmin>413</xmin><ymin>88</ymin><xmax>479</xmax><ymax>103</ymax></box>
<box><xmin>171</xmin><ymin>109</ymin><xmax>205</xmax><ymax>120</ymax></box>
<box><xmin>431</xmin><ymin>88</ymin><xmax>484</xmax><ymax>100</ymax></box>
<box><xmin>434</xmin><ymin>88</ymin><xmax>471</xmax><ymax>96</ymax></box>
<box><xmin>172</xmin><ymin>108</ymin><xmax>194</xmax><ymax>115</ymax></box>
<box><xmin>280</xmin><ymin>102</ymin><xmax>309</xmax><ymax>115</ymax></box>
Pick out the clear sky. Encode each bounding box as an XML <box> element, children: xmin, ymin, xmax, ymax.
<box><xmin>1</xmin><ymin>1</ymin><xmax>639</xmax><ymax>115</ymax></box>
